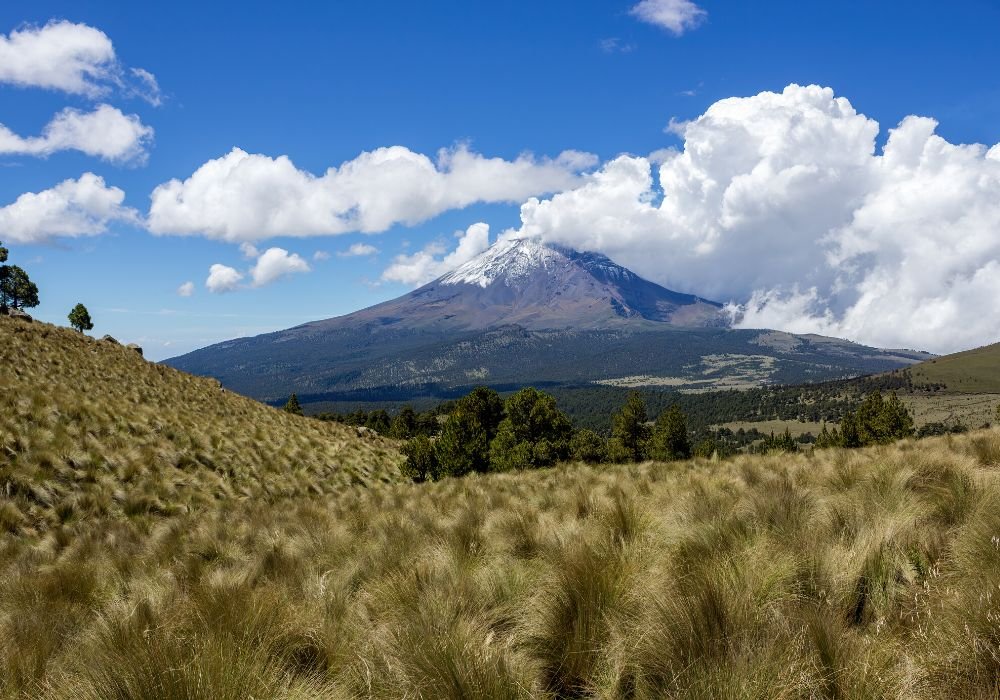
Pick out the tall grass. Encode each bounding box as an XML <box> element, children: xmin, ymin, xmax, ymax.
<box><xmin>2</xmin><ymin>317</ymin><xmax>1000</xmax><ymax>698</ymax></box>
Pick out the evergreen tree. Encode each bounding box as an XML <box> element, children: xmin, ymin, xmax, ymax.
<box><xmin>0</xmin><ymin>264</ymin><xmax>39</xmax><ymax>312</ymax></box>
<box><xmin>283</xmin><ymin>393</ymin><xmax>303</xmax><ymax>415</ymax></box>
<box><xmin>754</xmin><ymin>428</ymin><xmax>798</xmax><ymax>454</ymax></box>
<box><xmin>570</xmin><ymin>429</ymin><xmax>608</xmax><ymax>463</ymax></box>
<box><xmin>649</xmin><ymin>405</ymin><xmax>691</xmax><ymax>461</ymax></box>
<box><xmin>840</xmin><ymin>411</ymin><xmax>862</xmax><ymax>448</ymax></box>
<box><xmin>489</xmin><ymin>387</ymin><xmax>572</xmax><ymax>471</ymax></box>
<box><xmin>434</xmin><ymin>387</ymin><xmax>504</xmax><ymax>477</ymax></box>
<box><xmin>878</xmin><ymin>391</ymin><xmax>914</xmax><ymax>442</ymax></box>
<box><xmin>67</xmin><ymin>303</ymin><xmax>94</xmax><ymax>333</ymax></box>
<box><xmin>610</xmin><ymin>391</ymin><xmax>651</xmax><ymax>462</ymax></box>
<box><xmin>389</xmin><ymin>406</ymin><xmax>418</xmax><ymax>439</ymax></box>
<box><xmin>814</xmin><ymin>423</ymin><xmax>841</xmax><ymax>449</ymax></box>
<box><xmin>365</xmin><ymin>409</ymin><xmax>391</xmax><ymax>435</ymax></box>
<box><xmin>401</xmin><ymin>435</ymin><xmax>438</xmax><ymax>482</ymax></box>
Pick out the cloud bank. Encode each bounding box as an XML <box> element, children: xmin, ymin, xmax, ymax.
<box><xmin>0</xmin><ymin>104</ymin><xmax>153</xmax><ymax>162</ymax></box>
<box><xmin>500</xmin><ymin>84</ymin><xmax>1000</xmax><ymax>354</ymax></box>
<box><xmin>146</xmin><ymin>145</ymin><xmax>596</xmax><ymax>241</ymax></box>
<box><xmin>0</xmin><ymin>173</ymin><xmax>138</xmax><ymax>243</ymax></box>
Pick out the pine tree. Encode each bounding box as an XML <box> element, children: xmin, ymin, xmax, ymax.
<box><xmin>570</xmin><ymin>429</ymin><xmax>608</xmax><ymax>463</ymax></box>
<box><xmin>610</xmin><ymin>391</ymin><xmax>651</xmax><ymax>462</ymax></box>
<box><xmin>0</xmin><ymin>264</ymin><xmax>39</xmax><ymax>311</ymax></box>
<box><xmin>283</xmin><ymin>393</ymin><xmax>303</xmax><ymax>415</ymax></box>
<box><xmin>649</xmin><ymin>405</ymin><xmax>691</xmax><ymax>461</ymax></box>
<box><xmin>435</xmin><ymin>387</ymin><xmax>504</xmax><ymax>477</ymax></box>
<box><xmin>401</xmin><ymin>435</ymin><xmax>438</xmax><ymax>482</ymax></box>
<box><xmin>389</xmin><ymin>406</ymin><xmax>418</xmax><ymax>439</ymax></box>
<box><xmin>67</xmin><ymin>303</ymin><xmax>94</xmax><ymax>333</ymax></box>
<box><xmin>489</xmin><ymin>387</ymin><xmax>572</xmax><ymax>471</ymax></box>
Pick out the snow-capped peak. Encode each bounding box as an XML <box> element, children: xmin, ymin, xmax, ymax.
<box><xmin>439</xmin><ymin>237</ymin><xmax>566</xmax><ymax>288</ymax></box>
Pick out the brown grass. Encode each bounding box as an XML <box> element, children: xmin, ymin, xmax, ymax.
<box><xmin>2</xmin><ymin>316</ymin><xmax>1000</xmax><ymax>698</ymax></box>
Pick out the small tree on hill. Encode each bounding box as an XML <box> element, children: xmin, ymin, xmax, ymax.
<box><xmin>283</xmin><ymin>393</ymin><xmax>303</xmax><ymax>415</ymax></box>
<box><xmin>0</xmin><ymin>264</ymin><xmax>39</xmax><ymax>312</ymax></box>
<box><xmin>489</xmin><ymin>387</ymin><xmax>573</xmax><ymax>471</ymax></box>
<box><xmin>401</xmin><ymin>435</ymin><xmax>438</xmax><ymax>482</ymax></box>
<box><xmin>649</xmin><ymin>405</ymin><xmax>691</xmax><ymax>461</ymax></box>
<box><xmin>435</xmin><ymin>387</ymin><xmax>505</xmax><ymax>477</ymax></box>
<box><xmin>609</xmin><ymin>391</ymin><xmax>651</xmax><ymax>462</ymax></box>
<box><xmin>68</xmin><ymin>303</ymin><xmax>94</xmax><ymax>333</ymax></box>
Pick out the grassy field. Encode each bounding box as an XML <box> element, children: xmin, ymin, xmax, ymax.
<box><xmin>3</xmin><ymin>316</ymin><xmax>1000</xmax><ymax>698</ymax></box>
<box><xmin>909</xmin><ymin>343</ymin><xmax>1000</xmax><ymax>393</ymax></box>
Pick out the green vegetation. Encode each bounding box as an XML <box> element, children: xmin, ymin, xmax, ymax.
<box><xmin>816</xmin><ymin>390</ymin><xmax>914</xmax><ymax>448</ymax></box>
<box><xmin>0</xmin><ymin>241</ymin><xmax>39</xmax><ymax>313</ymax></box>
<box><xmin>283</xmin><ymin>392</ymin><xmax>304</xmax><ymax>415</ymax></box>
<box><xmin>67</xmin><ymin>303</ymin><xmax>93</xmax><ymax>333</ymax></box>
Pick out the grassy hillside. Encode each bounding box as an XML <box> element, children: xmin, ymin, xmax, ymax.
<box><xmin>0</xmin><ymin>316</ymin><xmax>402</xmax><ymax>537</ymax></box>
<box><xmin>3</xmin><ymin>315</ymin><xmax>999</xmax><ymax>698</ymax></box>
<box><xmin>907</xmin><ymin>341</ymin><xmax>1000</xmax><ymax>393</ymax></box>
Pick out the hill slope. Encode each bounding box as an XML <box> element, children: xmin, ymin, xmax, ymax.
<box><xmin>903</xmin><ymin>340</ymin><xmax>1000</xmax><ymax>393</ymax></box>
<box><xmin>166</xmin><ymin>240</ymin><xmax>931</xmax><ymax>405</ymax></box>
<box><xmin>0</xmin><ymin>316</ymin><xmax>402</xmax><ymax>536</ymax></box>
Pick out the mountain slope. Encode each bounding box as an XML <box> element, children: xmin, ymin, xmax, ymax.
<box><xmin>166</xmin><ymin>239</ymin><xmax>931</xmax><ymax>405</ymax></box>
<box><xmin>0</xmin><ymin>316</ymin><xmax>402</xmax><ymax>536</ymax></box>
<box><xmin>309</xmin><ymin>238</ymin><xmax>726</xmax><ymax>333</ymax></box>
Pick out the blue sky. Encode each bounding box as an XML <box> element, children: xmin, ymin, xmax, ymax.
<box><xmin>3</xmin><ymin>0</ymin><xmax>1000</xmax><ymax>358</ymax></box>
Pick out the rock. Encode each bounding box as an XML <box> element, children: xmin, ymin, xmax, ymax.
<box><xmin>356</xmin><ymin>426</ymin><xmax>378</xmax><ymax>439</ymax></box>
<box><xmin>125</xmin><ymin>343</ymin><xmax>143</xmax><ymax>357</ymax></box>
<box><xmin>101</xmin><ymin>335</ymin><xmax>119</xmax><ymax>344</ymax></box>
<box><xmin>5</xmin><ymin>307</ymin><xmax>32</xmax><ymax>322</ymax></box>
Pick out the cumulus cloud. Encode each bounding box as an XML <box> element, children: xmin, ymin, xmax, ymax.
<box><xmin>382</xmin><ymin>223</ymin><xmax>491</xmax><ymax>286</ymax></box>
<box><xmin>313</xmin><ymin>250</ymin><xmax>330</xmax><ymax>261</ymax></box>
<box><xmin>177</xmin><ymin>281</ymin><xmax>195</xmax><ymax>297</ymax></box>
<box><xmin>630</xmin><ymin>0</ymin><xmax>707</xmax><ymax>35</ymax></box>
<box><xmin>0</xmin><ymin>104</ymin><xmax>153</xmax><ymax>162</ymax></box>
<box><xmin>503</xmin><ymin>84</ymin><xmax>1000</xmax><ymax>353</ymax></box>
<box><xmin>338</xmin><ymin>242</ymin><xmax>379</xmax><ymax>257</ymax></box>
<box><xmin>0</xmin><ymin>20</ymin><xmax>160</xmax><ymax>102</ymax></box>
<box><xmin>0</xmin><ymin>173</ymin><xmax>138</xmax><ymax>243</ymax></box>
<box><xmin>250</xmin><ymin>247</ymin><xmax>310</xmax><ymax>287</ymax></box>
<box><xmin>146</xmin><ymin>145</ymin><xmax>597</xmax><ymax>242</ymax></box>
<box><xmin>205</xmin><ymin>264</ymin><xmax>243</xmax><ymax>293</ymax></box>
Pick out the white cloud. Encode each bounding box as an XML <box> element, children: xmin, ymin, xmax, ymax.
<box><xmin>238</xmin><ymin>242</ymin><xmax>259</xmax><ymax>259</ymax></box>
<box><xmin>205</xmin><ymin>264</ymin><xmax>243</xmax><ymax>293</ymax></box>
<box><xmin>146</xmin><ymin>144</ymin><xmax>597</xmax><ymax>242</ymax></box>
<box><xmin>0</xmin><ymin>104</ymin><xmax>153</xmax><ymax>162</ymax></box>
<box><xmin>630</xmin><ymin>0</ymin><xmax>707</xmax><ymax>35</ymax></box>
<box><xmin>177</xmin><ymin>281</ymin><xmax>195</xmax><ymax>297</ymax></box>
<box><xmin>0</xmin><ymin>20</ymin><xmax>160</xmax><ymax>102</ymax></box>
<box><xmin>503</xmin><ymin>84</ymin><xmax>1000</xmax><ymax>354</ymax></box>
<box><xmin>250</xmin><ymin>247</ymin><xmax>310</xmax><ymax>287</ymax></box>
<box><xmin>382</xmin><ymin>223</ymin><xmax>490</xmax><ymax>286</ymax></box>
<box><xmin>313</xmin><ymin>250</ymin><xmax>330</xmax><ymax>261</ymax></box>
<box><xmin>338</xmin><ymin>242</ymin><xmax>379</xmax><ymax>257</ymax></box>
<box><xmin>0</xmin><ymin>173</ymin><xmax>138</xmax><ymax>243</ymax></box>
<box><xmin>128</xmin><ymin>67</ymin><xmax>162</xmax><ymax>106</ymax></box>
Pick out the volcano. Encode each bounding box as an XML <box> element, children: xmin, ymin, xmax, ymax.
<box><xmin>165</xmin><ymin>238</ymin><xmax>929</xmax><ymax>405</ymax></box>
